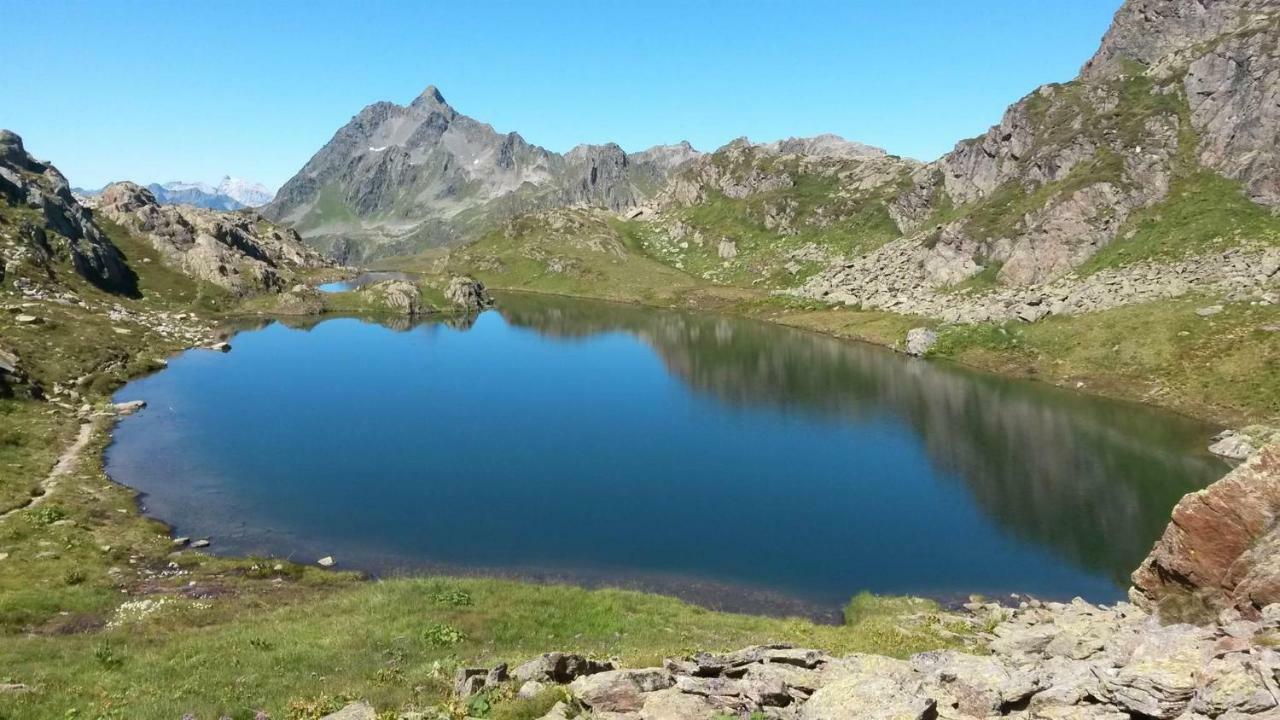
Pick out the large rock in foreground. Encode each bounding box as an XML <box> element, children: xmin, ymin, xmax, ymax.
<box><xmin>1131</xmin><ymin>442</ymin><xmax>1280</xmax><ymax>619</ymax></box>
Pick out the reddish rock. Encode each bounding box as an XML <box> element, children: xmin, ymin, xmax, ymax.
<box><xmin>1131</xmin><ymin>443</ymin><xmax>1280</xmax><ymax>618</ymax></box>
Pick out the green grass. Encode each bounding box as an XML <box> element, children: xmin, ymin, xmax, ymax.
<box><xmin>0</xmin><ymin>401</ymin><xmax>73</xmax><ymax>515</ymax></box>
<box><xmin>0</xmin><ymin>575</ymin><xmax>972</xmax><ymax>719</ymax></box>
<box><xmin>655</xmin><ymin>181</ymin><xmax>901</xmax><ymax>289</ymax></box>
<box><xmin>1080</xmin><ymin>171</ymin><xmax>1280</xmax><ymax>272</ymax></box>
<box><xmin>927</xmin><ymin>297</ymin><xmax>1280</xmax><ymax>425</ymax></box>
<box><xmin>294</xmin><ymin>183</ymin><xmax>360</xmax><ymax>233</ymax></box>
<box><xmin>445</xmin><ymin>209</ymin><xmax>702</xmax><ymax>304</ymax></box>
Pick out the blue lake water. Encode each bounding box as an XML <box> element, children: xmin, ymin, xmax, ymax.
<box><xmin>316</xmin><ymin>271</ymin><xmax>418</xmax><ymax>293</ymax></box>
<box><xmin>107</xmin><ymin>293</ymin><xmax>1225</xmax><ymax>617</ymax></box>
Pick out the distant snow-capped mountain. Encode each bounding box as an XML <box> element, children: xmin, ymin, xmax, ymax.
<box><xmin>216</xmin><ymin>176</ymin><xmax>274</xmax><ymax>208</ymax></box>
<box><xmin>74</xmin><ymin>177</ymin><xmax>275</xmax><ymax>210</ymax></box>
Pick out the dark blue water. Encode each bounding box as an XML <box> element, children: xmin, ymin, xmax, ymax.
<box><xmin>107</xmin><ymin>294</ymin><xmax>1225</xmax><ymax>616</ymax></box>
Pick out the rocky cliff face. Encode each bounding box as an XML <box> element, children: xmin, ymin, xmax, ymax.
<box><xmin>1132</xmin><ymin>441</ymin><xmax>1280</xmax><ymax>619</ymax></box>
<box><xmin>95</xmin><ymin>181</ymin><xmax>327</xmax><ymax>295</ymax></box>
<box><xmin>0</xmin><ymin>130</ymin><xmax>137</xmax><ymax>296</ymax></box>
<box><xmin>263</xmin><ymin>86</ymin><xmax>702</xmax><ymax>262</ymax></box>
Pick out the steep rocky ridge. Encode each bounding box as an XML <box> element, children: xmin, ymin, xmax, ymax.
<box><xmin>793</xmin><ymin>0</ymin><xmax>1280</xmax><ymax>319</ymax></box>
<box><xmin>0</xmin><ymin>130</ymin><xmax>136</xmax><ymax>296</ymax></box>
<box><xmin>93</xmin><ymin>181</ymin><xmax>328</xmax><ymax>294</ymax></box>
<box><xmin>263</xmin><ymin>86</ymin><xmax>703</xmax><ymax>262</ymax></box>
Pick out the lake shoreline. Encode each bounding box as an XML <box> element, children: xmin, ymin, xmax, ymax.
<box><xmin>101</xmin><ymin>294</ymin><xmax>1217</xmax><ymax>617</ymax></box>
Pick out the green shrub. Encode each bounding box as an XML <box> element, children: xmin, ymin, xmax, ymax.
<box><xmin>421</xmin><ymin>622</ymin><xmax>466</xmax><ymax>648</ymax></box>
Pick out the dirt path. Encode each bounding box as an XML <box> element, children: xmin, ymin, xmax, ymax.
<box><xmin>0</xmin><ymin>421</ymin><xmax>94</xmax><ymax>521</ymax></box>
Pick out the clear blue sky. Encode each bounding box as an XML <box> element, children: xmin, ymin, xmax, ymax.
<box><xmin>2</xmin><ymin>1</ymin><xmax>1121</xmax><ymax>190</ymax></box>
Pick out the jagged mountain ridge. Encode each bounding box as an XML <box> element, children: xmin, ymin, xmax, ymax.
<box><xmin>271</xmin><ymin>0</ymin><xmax>1279</xmax><ymax>295</ymax></box>
<box><xmin>263</xmin><ymin>86</ymin><xmax>715</xmax><ymax>261</ymax></box>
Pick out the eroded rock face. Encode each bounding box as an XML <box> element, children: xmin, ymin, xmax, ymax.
<box><xmin>95</xmin><ymin>181</ymin><xmax>327</xmax><ymax>295</ymax></box>
<box><xmin>1132</xmin><ymin>442</ymin><xmax>1280</xmax><ymax>618</ymax></box>
<box><xmin>1184</xmin><ymin>28</ymin><xmax>1280</xmax><ymax>208</ymax></box>
<box><xmin>0</xmin><ymin>129</ymin><xmax>136</xmax><ymax>295</ymax></box>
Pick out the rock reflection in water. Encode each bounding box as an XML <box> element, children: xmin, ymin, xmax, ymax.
<box><xmin>496</xmin><ymin>293</ymin><xmax>1224</xmax><ymax>587</ymax></box>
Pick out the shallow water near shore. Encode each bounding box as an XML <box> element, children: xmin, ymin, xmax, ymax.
<box><xmin>107</xmin><ymin>293</ymin><xmax>1226</xmax><ymax>616</ymax></box>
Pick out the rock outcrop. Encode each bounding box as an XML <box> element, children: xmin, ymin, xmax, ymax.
<box><xmin>444</xmin><ymin>275</ymin><xmax>493</xmax><ymax>311</ymax></box>
<box><xmin>94</xmin><ymin>181</ymin><xmax>327</xmax><ymax>295</ymax></box>
<box><xmin>356</xmin><ymin>279</ymin><xmax>422</xmax><ymax>316</ymax></box>
<box><xmin>1132</xmin><ymin>442</ymin><xmax>1280</xmax><ymax>619</ymax></box>
<box><xmin>0</xmin><ymin>129</ymin><xmax>137</xmax><ymax>295</ymax></box>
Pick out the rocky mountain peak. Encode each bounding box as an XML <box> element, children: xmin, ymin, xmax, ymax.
<box><xmin>1081</xmin><ymin>0</ymin><xmax>1278</xmax><ymax>79</ymax></box>
<box><xmin>409</xmin><ymin>84</ymin><xmax>453</xmax><ymax>115</ymax></box>
<box><xmin>0</xmin><ymin>129</ymin><xmax>25</xmax><ymax>162</ymax></box>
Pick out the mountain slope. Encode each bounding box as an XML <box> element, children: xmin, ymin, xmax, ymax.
<box><xmin>263</xmin><ymin>86</ymin><xmax>702</xmax><ymax>262</ymax></box>
<box><xmin>793</xmin><ymin>0</ymin><xmax>1280</xmax><ymax>313</ymax></box>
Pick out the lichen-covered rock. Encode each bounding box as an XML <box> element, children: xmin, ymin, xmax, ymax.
<box><xmin>569</xmin><ymin>668</ymin><xmax>674</xmax><ymax>713</ymax></box>
<box><xmin>799</xmin><ymin>654</ymin><xmax>933</xmax><ymax>720</ymax></box>
<box><xmin>1131</xmin><ymin>442</ymin><xmax>1280</xmax><ymax>618</ymax></box>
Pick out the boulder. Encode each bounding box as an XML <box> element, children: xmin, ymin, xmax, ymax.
<box><xmin>905</xmin><ymin>327</ymin><xmax>938</xmax><ymax>357</ymax></box>
<box><xmin>319</xmin><ymin>701</ymin><xmax>375</xmax><ymax>720</ymax></box>
<box><xmin>569</xmin><ymin>668</ymin><xmax>673</xmax><ymax>713</ymax></box>
<box><xmin>1209</xmin><ymin>430</ymin><xmax>1255</xmax><ymax>460</ymax></box>
<box><xmin>445</xmin><ymin>275</ymin><xmax>494</xmax><ymax>312</ymax></box>
<box><xmin>111</xmin><ymin>400</ymin><xmax>146</xmax><ymax>416</ymax></box>
<box><xmin>1131</xmin><ymin>442</ymin><xmax>1280</xmax><ymax>618</ymax></box>
<box><xmin>1096</xmin><ymin>624</ymin><xmax>1210</xmax><ymax>718</ymax></box>
<box><xmin>799</xmin><ymin>663</ymin><xmax>934</xmax><ymax>720</ymax></box>
<box><xmin>517</xmin><ymin>680</ymin><xmax>546</xmax><ymax>699</ymax></box>
<box><xmin>513</xmin><ymin>652</ymin><xmax>615</xmax><ymax>684</ymax></box>
<box><xmin>638</xmin><ymin>688</ymin><xmax>724</xmax><ymax>719</ymax></box>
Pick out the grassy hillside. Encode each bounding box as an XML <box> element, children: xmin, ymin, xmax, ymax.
<box><xmin>436</xmin><ymin>208</ymin><xmax>702</xmax><ymax>303</ymax></box>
